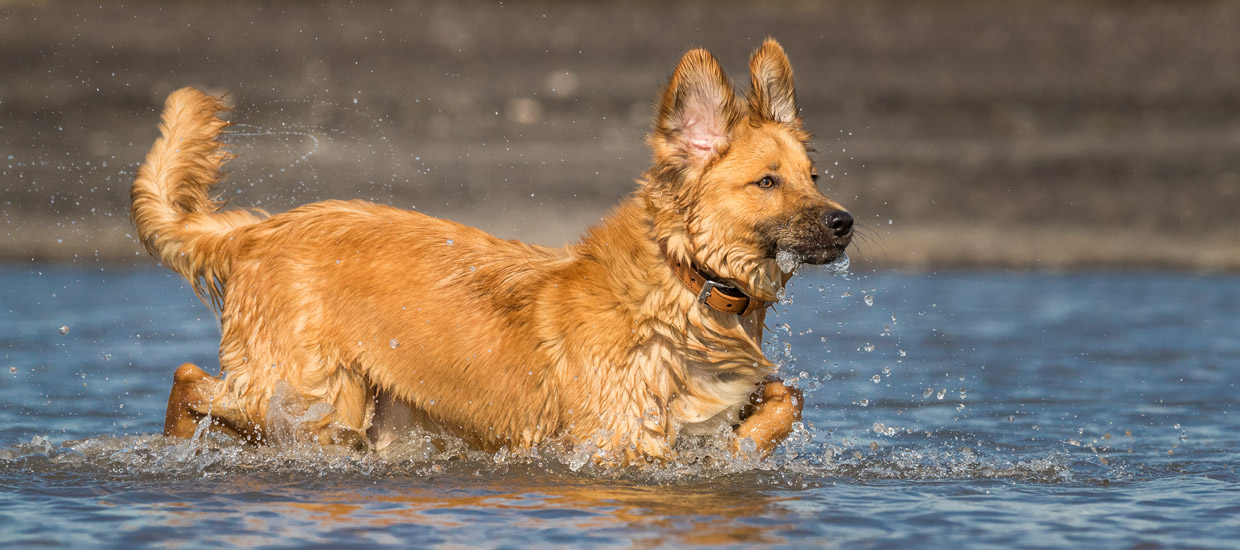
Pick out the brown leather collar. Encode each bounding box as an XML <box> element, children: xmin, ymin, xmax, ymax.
<box><xmin>661</xmin><ymin>242</ymin><xmax>768</xmax><ymax>316</ymax></box>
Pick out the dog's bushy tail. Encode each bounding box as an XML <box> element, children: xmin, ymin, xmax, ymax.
<box><xmin>131</xmin><ymin>87</ymin><xmax>264</xmax><ymax>309</ymax></box>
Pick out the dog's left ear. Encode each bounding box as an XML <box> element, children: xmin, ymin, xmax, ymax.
<box><xmin>746</xmin><ymin>38</ymin><xmax>801</xmax><ymax>126</ymax></box>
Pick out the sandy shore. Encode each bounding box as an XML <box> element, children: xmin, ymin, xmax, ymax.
<box><xmin>2</xmin><ymin>1</ymin><xmax>1237</xmax><ymax>270</ymax></box>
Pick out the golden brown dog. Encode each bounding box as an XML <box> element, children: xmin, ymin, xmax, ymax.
<box><xmin>131</xmin><ymin>39</ymin><xmax>853</xmax><ymax>464</ymax></box>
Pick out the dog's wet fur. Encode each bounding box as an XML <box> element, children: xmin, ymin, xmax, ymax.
<box><xmin>132</xmin><ymin>39</ymin><xmax>852</xmax><ymax>464</ymax></box>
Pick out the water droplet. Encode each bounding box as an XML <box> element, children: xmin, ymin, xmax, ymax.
<box><xmin>389</xmin><ymin>338</ymin><xmax>400</xmax><ymax>349</ymax></box>
<box><xmin>936</xmin><ymin>389</ymin><xmax>946</xmax><ymax>400</ymax></box>
<box><xmin>445</xmin><ymin>239</ymin><xmax>454</xmax><ymax>246</ymax></box>
<box><xmin>863</xmin><ymin>294</ymin><xmax>874</xmax><ymax>307</ymax></box>
<box><xmin>882</xmin><ymin>366</ymin><xmax>891</xmax><ymax>375</ymax></box>
<box><xmin>923</xmin><ymin>387</ymin><xmax>934</xmax><ymax>398</ymax></box>
<box><xmin>8</xmin><ymin>367</ymin><xmax>15</xmax><ymax>374</ymax></box>
<box><xmin>863</xmin><ymin>343</ymin><xmax>875</xmax><ymax>352</ymax></box>
<box><xmin>871</xmin><ymin>374</ymin><xmax>881</xmax><ymax>384</ymax></box>
<box><xmin>58</xmin><ymin>325</ymin><xmax>69</xmax><ymax>335</ymax></box>
<box><xmin>776</xmin><ymin>287</ymin><xmax>790</xmax><ymax>304</ymax></box>
<box><xmin>858</xmin><ymin>399</ymin><xmax>869</xmax><ymax>407</ymax></box>
<box><xmin>898</xmin><ymin>349</ymin><xmax>907</xmax><ymax>357</ymax></box>
<box><xmin>840</xmin><ymin>291</ymin><xmax>853</xmax><ymax>298</ymax></box>
<box><xmin>956</xmin><ymin>404</ymin><xmax>965</xmax><ymax>411</ymax></box>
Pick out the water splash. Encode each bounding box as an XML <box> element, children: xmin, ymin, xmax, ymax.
<box><xmin>0</xmin><ymin>427</ymin><xmax>1085</xmax><ymax>485</ymax></box>
<box><xmin>775</xmin><ymin>249</ymin><xmax>801</xmax><ymax>273</ymax></box>
<box><xmin>822</xmin><ymin>251</ymin><xmax>850</xmax><ymax>277</ymax></box>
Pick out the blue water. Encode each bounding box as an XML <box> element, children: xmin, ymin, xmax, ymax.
<box><xmin>1</xmin><ymin>266</ymin><xmax>1237</xmax><ymax>548</ymax></box>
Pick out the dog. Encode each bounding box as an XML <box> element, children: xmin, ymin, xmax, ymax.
<box><xmin>130</xmin><ymin>39</ymin><xmax>852</xmax><ymax>464</ymax></box>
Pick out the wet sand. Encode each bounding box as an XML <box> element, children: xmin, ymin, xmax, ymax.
<box><xmin>2</xmin><ymin>1</ymin><xmax>1238</xmax><ymax>270</ymax></box>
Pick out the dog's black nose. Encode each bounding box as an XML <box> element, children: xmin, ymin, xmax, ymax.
<box><xmin>823</xmin><ymin>210</ymin><xmax>853</xmax><ymax>237</ymax></box>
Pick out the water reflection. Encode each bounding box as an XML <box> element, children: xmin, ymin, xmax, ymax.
<box><xmin>146</xmin><ymin>472</ymin><xmax>798</xmax><ymax>547</ymax></box>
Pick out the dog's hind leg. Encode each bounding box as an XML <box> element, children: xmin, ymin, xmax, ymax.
<box><xmin>163</xmin><ymin>362</ymin><xmax>254</xmax><ymax>441</ymax></box>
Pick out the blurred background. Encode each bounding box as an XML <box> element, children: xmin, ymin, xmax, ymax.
<box><xmin>1</xmin><ymin>0</ymin><xmax>1237</xmax><ymax>271</ymax></box>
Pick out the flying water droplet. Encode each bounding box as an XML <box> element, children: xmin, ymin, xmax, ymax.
<box><xmin>864</xmin><ymin>294</ymin><xmax>875</xmax><ymax>307</ymax></box>
<box><xmin>389</xmin><ymin>338</ymin><xmax>400</xmax><ymax>349</ymax></box>
<box><xmin>58</xmin><ymin>325</ymin><xmax>69</xmax><ymax>335</ymax></box>
<box><xmin>871</xmin><ymin>374</ymin><xmax>881</xmax><ymax>384</ymax></box>
<box><xmin>445</xmin><ymin>239</ymin><xmax>455</xmax><ymax>246</ymax></box>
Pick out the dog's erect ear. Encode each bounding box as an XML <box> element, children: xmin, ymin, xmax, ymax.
<box><xmin>746</xmin><ymin>38</ymin><xmax>800</xmax><ymax>125</ymax></box>
<box><xmin>652</xmin><ymin>48</ymin><xmax>742</xmax><ymax>168</ymax></box>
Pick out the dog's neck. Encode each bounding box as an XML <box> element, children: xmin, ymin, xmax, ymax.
<box><xmin>659</xmin><ymin>240</ymin><xmax>768</xmax><ymax>316</ymax></box>
<box><xmin>574</xmin><ymin>194</ymin><xmax>776</xmax><ymax>366</ymax></box>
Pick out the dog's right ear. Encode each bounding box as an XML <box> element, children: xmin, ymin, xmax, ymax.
<box><xmin>650</xmin><ymin>49</ymin><xmax>742</xmax><ymax>173</ymax></box>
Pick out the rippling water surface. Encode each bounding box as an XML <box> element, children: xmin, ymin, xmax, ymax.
<box><xmin>1</xmin><ymin>267</ymin><xmax>1236</xmax><ymax>548</ymax></box>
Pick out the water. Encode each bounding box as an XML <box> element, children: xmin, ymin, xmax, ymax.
<box><xmin>1</xmin><ymin>266</ymin><xmax>1237</xmax><ymax>548</ymax></box>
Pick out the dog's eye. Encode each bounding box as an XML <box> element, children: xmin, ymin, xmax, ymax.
<box><xmin>756</xmin><ymin>176</ymin><xmax>777</xmax><ymax>189</ymax></box>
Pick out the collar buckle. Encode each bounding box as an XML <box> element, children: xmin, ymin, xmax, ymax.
<box><xmin>697</xmin><ymin>279</ymin><xmax>736</xmax><ymax>305</ymax></box>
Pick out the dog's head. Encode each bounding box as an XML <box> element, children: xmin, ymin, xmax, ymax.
<box><xmin>645</xmin><ymin>39</ymin><xmax>852</xmax><ymax>301</ymax></box>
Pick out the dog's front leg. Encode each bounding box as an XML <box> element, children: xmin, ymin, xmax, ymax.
<box><xmin>731</xmin><ymin>378</ymin><xmax>803</xmax><ymax>458</ymax></box>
